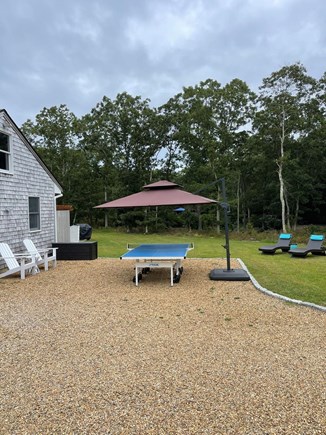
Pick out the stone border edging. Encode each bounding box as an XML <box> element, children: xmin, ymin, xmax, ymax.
<box><xmin>237</xmin><ymin>258</ymin><xmax>326</xmax><ymax>313</ymax></box>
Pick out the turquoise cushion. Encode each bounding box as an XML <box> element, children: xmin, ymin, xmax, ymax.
<box><xmin>310</xmin><ymin>235</ymin><xmax>324</xmax><ymax>241</ymax></box>
<box><xmin>280</xmin><ymin>234</ymin><xmax>291</xmax><ymax>239</ymax></box>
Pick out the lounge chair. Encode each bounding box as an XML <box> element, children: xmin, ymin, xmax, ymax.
<box><xmin>23</xmin><ymin>239</ymin><xmax>58</xmax><ymax>271</ymax></box>
<box><xmin>288</xmin><ymin>235</ymin><xmax>325</xmax><ymax>258</ymax></box>
<box><xmin>258</xmin><ymin>233</ymin><xmax>292</xmax><ymax>254</ymax></box>
<box><xmin>0</xmin><ymin>242</ymin><xmax>38</xmax><ymax>279</ymax></box>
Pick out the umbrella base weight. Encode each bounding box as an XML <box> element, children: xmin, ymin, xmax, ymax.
<box><xmin>209</xmin><ymin>268</ymin><xmax>250</xmax><ymax>281</ymax></box>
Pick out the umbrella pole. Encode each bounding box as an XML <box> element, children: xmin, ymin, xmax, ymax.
<box><xmin>209</xmin><ymin>178</ymin><xmax>250</xmax><ymax>281</ymax></box>
<box><xmin>220</xmin><ymin>178</ymin><xmax>231</xmax><ymax>271</ymax></box>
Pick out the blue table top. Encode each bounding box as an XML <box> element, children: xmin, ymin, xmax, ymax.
<box><xmin>120</xmin><ymin>243</ymin><xmax>192</xmax><ymax>260</ymax></box>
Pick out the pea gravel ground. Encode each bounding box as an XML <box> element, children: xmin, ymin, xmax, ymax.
<box><xmin>1</xmin><ymin>258</ymin><xmax>325</xmax><ymax>434</ymax></box>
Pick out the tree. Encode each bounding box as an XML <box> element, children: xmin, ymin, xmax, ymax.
<box><xmin>171</xmin><ymin>78</ymin><xmax>256</xmax><ymax>231</ymax></box>
<box><xmin>79</xmin><ymin>93</ymin><xmax>161</xmax><ymax>228</ymax></box>
<box><xmin>255</xmin><ymin>63</ymin><xmax>317</xmax><ymax>232</ymax></box>
<box><xmin>155</xmin><ymin>97</ymin><xmax>185</xmax><ymax>180</ymax></box>
<box><xmin>21</xmin><ymin>105</ymin><xmax>97</xmax><ymax>220</ymax></box>
<box><xmin>21</xmin><ymin>104</ymin><xmax>79</xmax><ymax>179</ymax></box>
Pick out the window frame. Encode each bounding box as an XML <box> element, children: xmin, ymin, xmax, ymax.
<box><xmin>0</xmin><ymin>129</ymin><xmax>13</xmax><ymax>173</ymax></box>
<box><xmin>29</xmin><ymin>196</ymin><xmax>41</xmax><ymax>232</ymax></box>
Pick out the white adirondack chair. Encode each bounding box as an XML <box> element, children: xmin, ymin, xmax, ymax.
<box><xmin>23</xmin><ymin>239</ymin><xmax>57</xmax><ymax>271</ymax></box>
<box><xmin>0</xmin><ymin>242</ymin><xmax>37</xmax><ymax>279</ymax></box>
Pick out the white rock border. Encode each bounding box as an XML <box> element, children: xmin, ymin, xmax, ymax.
<box><xmin>237</xmin><ymin>258</ymin><xmax>326</xmax><ymax>313</ymax></box>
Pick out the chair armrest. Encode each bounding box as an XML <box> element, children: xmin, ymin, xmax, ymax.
<box><xmin>19</xmin><ymin>251</ymin><xmax>35</xmax><ymax>257</ymax></box>
<box><xmin>1</xmin><ymin>253</ymin><xmax>33</xmax><ymax>259</ymax></box>
<box><xmin>37</xmin><ymin>247</ymin><xmax>58</xmax><ymax>254</ymax></box>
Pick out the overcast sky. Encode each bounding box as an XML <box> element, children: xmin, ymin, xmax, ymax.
<box><xmin>1</xmin><ymin>0</ymin><xmax>325</xmax><ymax>125</ymax></box>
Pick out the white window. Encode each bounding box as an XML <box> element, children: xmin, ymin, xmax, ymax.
<box><xmin>29</xmin><ymin>197</ymin><xmax>40</xmax><ymax>231</ymax></box>
<box><xmin>0</xmin><ymin>131</ymin><xmax>12</xmax><ymax>172</ymax></box>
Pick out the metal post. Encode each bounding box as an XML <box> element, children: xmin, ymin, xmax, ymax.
<box><xmin>220</xmin><ymin>177</ymin><xmax>231</xmax><ymax>271</ymax></box>
<box><xmin>194</xmin><ymin>177</ymin><xmax>250</xmax><ymax>280</ymax></box>
<box><xmin>209</xmin><ymin>177</ymin><xmax>250</xmax><ymax>281</ymax></box>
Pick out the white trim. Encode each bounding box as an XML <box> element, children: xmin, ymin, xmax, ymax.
<box><xmin>0</xmin><ymin>129</ymin><xmax>13</xmax><ymax>173</ymax></box>
<box><xmin>54</xmin><ymin>193</ymin><xmax>63</xmax><ymax>242</ymax></box>
<box><xmin>28</xmin><ymin>196</ymin><xmax>41</xmax><ymax>231</ymax></box>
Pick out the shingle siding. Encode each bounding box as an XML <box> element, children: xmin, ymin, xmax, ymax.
<box><xmin>0</xmin><ymin>111</ymin><xmax>61</xmax><ymax>268</ymax></box>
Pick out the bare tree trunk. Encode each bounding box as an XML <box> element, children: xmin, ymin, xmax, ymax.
<box><xmin>144</xmin><ymin>207</ymin><xmax>148</xmax><ymax>234</ymax></box>
<box><xmin>236</xmin><ymin>173</ymin><xmax>240</xmax><ymax>232</ymax></box>
<box><xmin>278</xmin><ymin>109</ymin><xmax>287</xmax><ymax>233</ymax></box>
<box><xmin>278</xmin><ymin>162</ymin><xmax>287</xmax><ymax>233</ymax></box>
<box><xmin>104</xmin><ymin>187</ymin><xmax>108</xmax><ymax>228</ymax></box>
<box><xmin>155</xmin><ymin>206</ymin><xmax>158</xmax><ymax>230</ymax></box>
<box><xmin>197</xmin><ymin>205</ymin><xmax>202</xmax><ymax>231</ymax></box>
<box><xmin>284</xmin><ymin>188</ymin><xmax>291</xmax><ymax>230</ymax></box>
<box><xmin>247</xmin><ymin>208</ymin><xmax>251</xmax><ymax>228</ymax></box>
<box><xmin>293</xmin><ymin>198</ymin><xmax>299</xmax><ymax>230</ymax></box>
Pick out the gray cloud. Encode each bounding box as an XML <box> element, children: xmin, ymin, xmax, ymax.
<box><xmin>1</xmin><ymin>0</ymin><xmax>325</xmax><ymax>125</ymax></box>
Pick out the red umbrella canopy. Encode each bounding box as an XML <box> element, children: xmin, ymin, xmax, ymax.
<box><xmin>95</xmin><ymin>180</ymin><xmax>216</xmax><ymax>208</ymax></box>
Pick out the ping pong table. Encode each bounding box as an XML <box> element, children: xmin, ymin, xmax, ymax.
<box><xmin>120</xmin><ymin>243</ymin><xmax>194</xmax><ymax>286</ymax></box>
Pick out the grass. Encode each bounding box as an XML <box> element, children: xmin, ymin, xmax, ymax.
<box><xmin>92</xmin><ymin>228</ymin><xmax>326</xmax><ymax>307</ymax></box>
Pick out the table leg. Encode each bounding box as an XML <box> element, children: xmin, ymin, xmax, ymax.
<box><xmin>136</xmin><ymin>265</ymin><xmax>139</xmax><ymax>286</ymax></box>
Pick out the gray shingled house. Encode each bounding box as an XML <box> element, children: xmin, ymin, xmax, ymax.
<box><xmin>0</xmin><ymin>109</ymin><xmax>63</xmax><ymax>263</ymax></box>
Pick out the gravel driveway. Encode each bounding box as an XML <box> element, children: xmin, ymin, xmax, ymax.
<box><xmin>1</xmin><ymin>258</ymin><xmax>325</xmax><ymax>434</ymax></box>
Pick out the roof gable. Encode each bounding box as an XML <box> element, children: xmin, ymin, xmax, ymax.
<box><xmin>0</xmin><ymin>109</ymin><xmax>63</xmax><ymax>193</ymax></box>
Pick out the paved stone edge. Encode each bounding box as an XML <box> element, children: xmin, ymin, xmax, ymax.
<box><xmin>237</xmin><ymin>258</ymin><xmax>326</xmax><ymax>313</ymax></box>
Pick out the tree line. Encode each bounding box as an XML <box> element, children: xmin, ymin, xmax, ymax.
<box><xmin>21</xmin><ymin>63</ymin><xmax>326</xmax><ymax>233</ymax></box>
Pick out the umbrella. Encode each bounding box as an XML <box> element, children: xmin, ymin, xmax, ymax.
<box><xmin>95</xmin><ymin>180</ymin><xmax>217</xmax><ymax>208</ymax></box>
<box><xmin>95</xmin><ymin>179</ymin><xmax>249</xmax><ymax>281</ymax></box>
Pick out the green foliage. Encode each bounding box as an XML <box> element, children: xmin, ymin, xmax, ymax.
<box><xmin>20</xmin><ymin>62</ymin><xmax>326</xmax><ymax>228</ymax></box>
<box><xmin>254</xmin><ymin>63</ymin><xmax>322</xmax><ymax>231</ymax></box>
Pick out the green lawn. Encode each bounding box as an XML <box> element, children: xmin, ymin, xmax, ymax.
<box><xmin>92</xmin><ymin>228</ymin><xmax>326</xmax><ymax>307</ymax></box>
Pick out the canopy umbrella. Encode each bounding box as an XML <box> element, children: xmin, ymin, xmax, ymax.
<box><xmin>95</xmin><ymin>179</ymin><xmax>249</xmax><ymax>281</ymax></box>
<box><xmin>95</xmin><ymin>180</ymin><xmax>217</xmax><ymax>208</ymax></box>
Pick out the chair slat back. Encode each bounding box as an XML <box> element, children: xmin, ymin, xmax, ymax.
<box><xmin>23</xmin><ymin>239</ymin><xmax>42</xmax><ymax>262</ymax></box>
<box><xmin>0</xmin><ymin>243</ymin><xmax>20</xmax><ymax>270</ymax></box>
<box><xmin>277</xmin><ymin>234</ymin><xmax>292</xmax><ymax>248</ymax></box>
<box><xmin>307</xmin><ymin>235</ymin><xmax>324</xmax><ymax>250</ymax></box>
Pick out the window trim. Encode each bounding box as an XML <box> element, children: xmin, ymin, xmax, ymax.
<box><xmin>29</xmin><ymin>196</ymin><xmax>41</xmax><ymax>232</ymax></box>
<box><xmin>0</xmin><ymin>129</ymin><xmax>13</xmax><ymax>174</ymax></box>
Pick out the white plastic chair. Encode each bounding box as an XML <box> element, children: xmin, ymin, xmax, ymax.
<box><xmin>23</xmin><ymin>239</ymin><xmax>58</xmax><ymax>271</ymax></box>
<box><xmin>0</xmin><ymin>242</ymin><xmax>37</xmax><ymax>279</ymax></box>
